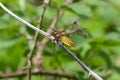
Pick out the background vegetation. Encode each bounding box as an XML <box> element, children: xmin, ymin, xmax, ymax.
<box><xmin>0</xmin><ymin>0</ymin><xmax>120</xmax><ymax>80</ymax></box>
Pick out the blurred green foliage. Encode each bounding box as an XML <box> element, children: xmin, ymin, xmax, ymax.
<box><xmin>0</xmin><ymin>0</ymin><xmax>120</xmax><ymax>80</ymax></box>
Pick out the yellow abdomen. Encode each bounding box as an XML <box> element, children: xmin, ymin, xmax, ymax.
<box><xmin>60</xmin><ymin>36</ymin><xmax>75</xmax><ymax>47</ymax></box>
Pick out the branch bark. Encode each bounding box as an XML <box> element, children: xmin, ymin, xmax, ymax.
<box><xmin>27</xmin><ymin>0</ymin><xmax>50</xmax><ymax>80</ymax></box>
<box><xmin>0</xmin><ymin>70</ymin><xmax>76</xmax><ymax>79</ymax></box>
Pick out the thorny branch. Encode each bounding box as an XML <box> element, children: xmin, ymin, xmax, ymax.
<box><xmin>0</xmin><ymin>2</ymin><xmax>103</xmax><ymax>80</ymax></box>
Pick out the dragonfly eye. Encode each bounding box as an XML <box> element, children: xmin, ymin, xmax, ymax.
<box><xmin>51</xmin><ymin>30</ymin><xmax>62</xmax><ymax>40</ymax></box>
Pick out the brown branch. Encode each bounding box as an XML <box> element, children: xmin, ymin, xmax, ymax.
<box><xmin>27</xmin><ymin>0</ymin><xmax>50</xmax><ymax>80</ymax></box>
<box><xmin>33</xmin><ymin>8</ymin><xmax>64</xmax><ymax>69</ymax></box>
<box><xmin>0</xmin><ymin>70</ymin><xmax>76</xmax><ymax>79</ymax></box>
<box><xmin>33</xmin><ymin>0</ymin><xmax>72</xmax><ymax>70</ymax></box>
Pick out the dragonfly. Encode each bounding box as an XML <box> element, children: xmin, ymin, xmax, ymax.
<box><xmin>51</xmin><ymin>29</ymin><xmax>75</xmax><ymax>47</ymax></box>
<box><xmin>51</xmin><ymin>20</ymin><xmax>90</xmax><ymax>47</ymax></box>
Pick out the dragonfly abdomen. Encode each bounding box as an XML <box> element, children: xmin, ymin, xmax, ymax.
<box><xmin>60</xmin><ymin>36</ymin><xmax>75</xmax><ymax>47</ymax></box>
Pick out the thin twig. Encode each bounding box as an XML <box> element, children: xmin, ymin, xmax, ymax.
<box><xmin>27</xmin><ymin>0</ymin><xmax>50</xmax><ymax>80</ymax></box>
<box><xmin>0</xmin><ymin>70</ymin><xmax>76</xmax><ymax>79</ymax></box>
<box><xmin>0</xmin><ymin>2</ymin><xmax>54</xmax><ymax>41</ymax></box>
<box><xmin>57</xmin><ymin>41</ymin><xmax>103</xmax><ymax>80</ymax></box>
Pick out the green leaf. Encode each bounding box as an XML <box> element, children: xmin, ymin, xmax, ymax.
<box><xmin>62</xmin><ymin>61</ymin><xmax>82</xmax><ymax>73</ymax></box>
<box><xmin>51</xmin><ymin>0</ymin><xmax>64</xmax><ymax>9</ymax></box>
<box><xmin>60</xmin><ymin>5</ymin><xmax>90</xmax><ymax>19</ymax></box>
<box><xmin>0</xmin><ymin>38</ymin><xmax>19</xmax><ymax>48</ymax></box>
<box><xmin>90</xmin><ymin>37</ymin><xmax>120</xmax><ymax>47</ymax></box>
<box><xmin>98</xmin><ymin>49</ymin><xmax>112</xmax><ymax>68</ymax></box>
